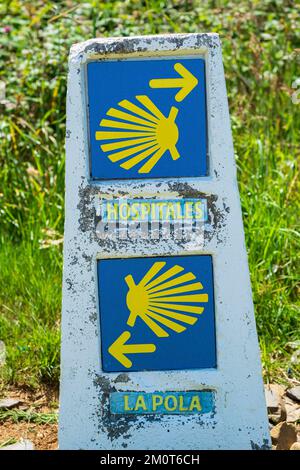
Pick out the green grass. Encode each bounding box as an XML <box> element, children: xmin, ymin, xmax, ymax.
<box><xmin>0</xmin><ymin>409</ymin><xmax>58</xmax><ymax>425</ymax></box>
<box><xmin>0</xmin><ymin>242</ymin><xmax>61</xmax><ymax>387</ymax></box>
<box><xmin>0</xmin><ymin>0</ymin><xmax>299</xmax><ymax>388</ymax></box>
<box><xmin>0</xmin><ymin>438</ymin><xmax>18</xmax><ymax>448</ymax></box>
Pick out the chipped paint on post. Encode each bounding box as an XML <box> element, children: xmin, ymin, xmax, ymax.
<box><xmin>59</xmin><ymin>33</ymin><xmax>271</xmax><ymax>450</ymax></box>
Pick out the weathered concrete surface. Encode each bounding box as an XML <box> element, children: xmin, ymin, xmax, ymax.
<box><xmin>59</xmin><ymin>33</ymin><xmax>270</xmax><ymax>450</ymax></box>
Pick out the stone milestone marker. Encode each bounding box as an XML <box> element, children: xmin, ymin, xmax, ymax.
<box><xmin>59</xmin><ymin>33</ymin><xmax>270</xmax><ymax>450</ymax></box>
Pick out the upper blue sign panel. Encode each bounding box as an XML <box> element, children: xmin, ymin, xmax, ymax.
<box><xmin>87</xmin><ymin>58</ymin><xmax>207</xmax><ymax>179</ymax></box>
<box><xmin>98</xmin><ymin>255</ymin><xmax>216</xmax><ymax>372</ymax></box>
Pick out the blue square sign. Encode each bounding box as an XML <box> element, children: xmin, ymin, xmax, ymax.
<box><xmin>87</xmin><ymin>58</ymin><xmax>207</xmax><ymax>179</ymax></box>
<box><xmin>97</xmin><ymin>255</ymin><xmax>216</xmax><ymax>372</ymax></box>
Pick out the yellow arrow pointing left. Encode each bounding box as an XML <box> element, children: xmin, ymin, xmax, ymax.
<box><xmin>108</xmin><ymin>331</ymin><xmax>156</xmax><ymax>368</ymax></box>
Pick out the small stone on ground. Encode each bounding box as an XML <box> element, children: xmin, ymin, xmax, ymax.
<box><xmin>265</xmin><ymin>384</ymin><xmax>285</xmax><ymax>412</ymax></box>
<box><xmin>270</xmin><ymin>422</ymin><xmax>284</xmax><ymax>444</ymax></box>
<box><xmin>275</xmin><ymin>422</ymin><xmax>297</xmax><ymax>450</ymax></box>
<box><xmin>290</xmin><ymin>442</ymin><xmax>300</xmax><ymax>450</ymax></box>
<box><xmin>286</xmin><ymin>386</ymin><xmax>300</xmax><ymax>403</ymax></box>
<box><xmin>0</xmin><ymin>398</ymin><xmax>20</xmax><ymax>409</ymax></box>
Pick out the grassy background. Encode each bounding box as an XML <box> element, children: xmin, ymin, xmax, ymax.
<box><xmin>0</xmin><ymin>0</ymin><xmax>299</xmax><ymax>389</ymax></box>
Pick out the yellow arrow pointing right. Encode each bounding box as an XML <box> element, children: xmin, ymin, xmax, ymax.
<box><xmin>149</xmin><ymin>63</ymin><xmax>198</xmax><ymax>102</ymax></box>
<box><xmin>108</xmin><ymin>331</ymin><xmax>156</xmax><ymax>368</ymax></box>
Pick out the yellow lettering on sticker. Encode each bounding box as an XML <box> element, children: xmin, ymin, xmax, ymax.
<box><xmin>124</xmin><ymin>395</ymin><xmax>133</xmax><ymax>411</ymax></box>
<box><xmin>152</xmin><ymin>394</ymin><xmax>163</xmax><ymax>411</ymax></box>
<box><xmin>141</xmin><ymin>203</ymin><xmax>151</xmax><ymax>220</ymax></box>
<box><xmin>195</xmin><ymin>201</ymin><xmax>203</xmax><ymax>220</ymax></box>
<box><xmin>134</xmin><ymin>395</ymin><xmax>147</xmax><ymax>411</ymax></box>
<box><xmin>179</xmin><ymin>396</ymin><xmax>188</xmax><ymax>411</ymax></box>
<box><xmin>164</xmin><ymin>395</ymin><xmax>177</xmax><ymax>411</ymax></box>
<box><xmin>158</xmin><ymin>202</ymin><xmax>167</xmax><ymax>219</ymax></box>
<box><xmin>130</xmin><ymin>203</ymin><xmax>140</xmax><ymax>221</ymax></box>
<box><xmin>150</xmin><ymin>203</ymin><xmax>157</xmax><ymax>220</ymax></box>
<box><xmin>119</xmin><ymin>203</ymin><xmax>129</xmax><ymax>220</ymax></box>
<box><xmin>189</xmin><ymin>395</ymin><xmax>202</xmax><ymax>411</ymax></box>
<box><xmin>184</xmin><ymin>202</ymin><xmax>193</xmax><ymax>219</ymax></box>
<box><xmin>175</xmin><ymin>202</ymin><xmax>183</xmax><ymax>219</ymax></box>
<box><xmin>165</xmin><ymin>203</ymin><xmax>176</xmax><ymax>221</ymax></box>
<box><xmin>107</xmin><ymin>202</ymin><xmax>118</xmax><ymax>221</ymax></box>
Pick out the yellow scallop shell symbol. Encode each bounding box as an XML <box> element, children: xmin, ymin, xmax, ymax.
<box><xmin>124</xmin><ymin>262</ymin><xmax>208</xmax><ymax>338</ymax></box>
<box><xmin>95</xmin><ymin>95</ymin><xmax>180</xmax><ymax>174</ymax></box>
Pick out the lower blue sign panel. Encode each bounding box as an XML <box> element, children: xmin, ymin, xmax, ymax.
<box><xmin>110</xmin><ymin>391</ymin><xmax>215</xmax><ymax>415</ymax></box>
<box><xmin>98</xmin><ymin>255</ymin><xmax>216</xmax><ymax>372</ymax></box>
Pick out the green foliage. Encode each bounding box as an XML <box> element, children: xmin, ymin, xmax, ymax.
<box><xmin>0</xmin><ymin>438</ymin><xmax>18</xmax><ymax>448</ymax></box>
<box><xmin>0</xmin><ymin>409</ymin><xmax>58</xmax><ymax>425</ymax></box>
<box><xmin>0</xmin><ymin>242</ymin><xmax>61</xmax><ymax>386</ymax></box>
<box><xmin>0</xmin><ymin>0</ymin><xmax>299</xmax><ymax>387</ymax></box>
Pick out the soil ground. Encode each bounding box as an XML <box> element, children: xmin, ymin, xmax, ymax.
<box><xmin>0</xmin><ymin>386</ymin><xmax>58</xmax><ymax>450</ymax></box>
<box><xmin>0</xmin><ymin>384</ymin><xmax>299</xmax><ymax>450</ymax></box>
<box><xmin>0</xmin><ymin>421</ymin><xmax>58</xmax><ymax>450</ymax></box>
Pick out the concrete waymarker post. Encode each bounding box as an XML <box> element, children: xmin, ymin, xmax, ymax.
<box><xmin>59</xmin><ymin>33</ymin><xmax>270</xmax><ymax>450</ymax></box>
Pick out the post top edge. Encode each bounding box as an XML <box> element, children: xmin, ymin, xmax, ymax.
<box><xmin>69</xmin><ymin>32</ymin><xmax>220</xmax><ymax>63</ymax></box>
